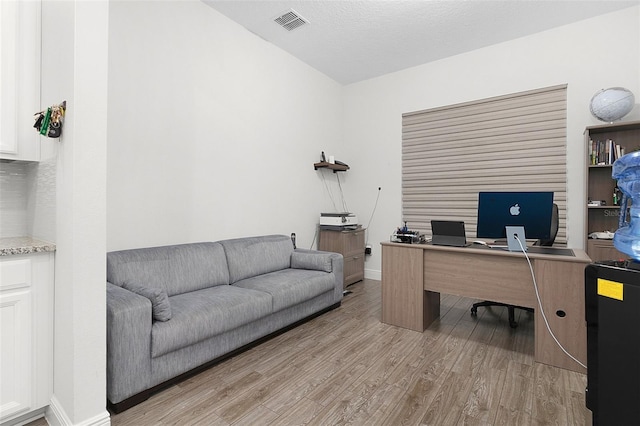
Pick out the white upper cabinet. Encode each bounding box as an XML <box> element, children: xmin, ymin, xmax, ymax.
<box><xmin>1</xmin><ymin>1</ymin><xmax>41</xmax><ymax>161</ymax></box>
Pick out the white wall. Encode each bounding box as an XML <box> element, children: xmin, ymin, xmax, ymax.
<box><xmin>106</xmin><ymin>0</ymin><xmax>344</xmax><ymax>252</ymax></box>
<box><xmin>107</xmin><ymin>3</ymin><xmax>640</xmax><ymax>276</ymax></box>
<box><xmin>42</xmin><ymin>1</ymin><xmax>109</xmax><ymax>425</ymax></box>
<box><xmin>343</xmin><ymin>6</ymin><xmax>640</xmax><ymax>279</ymax></box>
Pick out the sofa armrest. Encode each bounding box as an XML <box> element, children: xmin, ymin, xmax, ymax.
<box><xmin>293</xmin><ymin>249</ymin><xmax>344</xmax><ymax>302</ymax></box>
<box><xmin>106</xmin><ymin>282</ymin><xmax>153</xmax><ymax>404</ymax></box>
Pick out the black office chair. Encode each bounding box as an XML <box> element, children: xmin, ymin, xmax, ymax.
<box><xmin>470</xmin><ymin>203</ymin><xmax>559</xmax><ymax>328</ymax></box>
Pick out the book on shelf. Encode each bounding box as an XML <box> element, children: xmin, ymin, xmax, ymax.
<box><xmin>589</xmin><ymin>138</ymin><xmax>625</xmax><ymax>165</ymax></box>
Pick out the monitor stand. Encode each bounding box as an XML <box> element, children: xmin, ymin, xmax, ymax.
<box><xmin>505</xmin><ymin>226</ymin><xmax>527</xmax><ymax>252</ymax></box>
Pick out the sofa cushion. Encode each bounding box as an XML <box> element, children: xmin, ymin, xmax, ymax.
<box><xmin>122</xmin><ymin>282</ymin><xmax>172</xmax><ymax>322</ymax></box>
<box><xmin>291</xmin><ymin>251</ymin><xmax>333</xmax><ymax>273</ymax></box>
<box><xmin>150</xmin><ymin>285</ymin><xmax>272</xmax><ymax>358</ymax></box>
<box><xmin>169</xmin><ymin>243</ymin><xmax>230</xmax><ymax>294</ymax></box>
<box><xmin>107</xmin><ymin>249</ymin><xmax>172</xmax><ymax>293</ymax></box>
<box><xmin>233</xmin><ymin>268</ymin><xmax>335</xmax><ymax>312</ymax></box>
<box><xmin>221</xmin><ymin>235</ymin><xmax>294</xmax><ymax>283</ymax></box>
<box><xmin>107</xmin><ymin>242</ymin><xmax>229</xmax><ymax>296</ymax></box>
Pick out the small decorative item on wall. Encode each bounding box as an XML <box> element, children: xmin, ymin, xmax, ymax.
<box><xmin>590</xmin><ymin>87</ymin><xmax>635</xmax><ymax>123</ymax></box>
<box><xmin>34</xmin><ymin>100</ymin><xmax>66</xmax><ymax>138</ymax></box>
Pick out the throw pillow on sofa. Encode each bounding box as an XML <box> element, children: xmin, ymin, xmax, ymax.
<box><xmin>122</xmin><ymin>282</ymin><xmax>172</xmax><ymax>321</ymax></box>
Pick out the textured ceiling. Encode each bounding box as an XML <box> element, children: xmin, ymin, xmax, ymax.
<box><xmin>204</xmin><ymin>0</ymin><xmax>638</xmax><ymax>85</ymax></box>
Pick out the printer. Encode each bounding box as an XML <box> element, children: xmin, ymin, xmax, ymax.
<box><xmin>320</xmin><ymin>212</ymin><xmax>358</xmax><ymax>229</ymax></box>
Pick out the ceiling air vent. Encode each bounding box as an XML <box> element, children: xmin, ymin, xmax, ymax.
<box><xmin>274</xmin><ymin>9</ymin><xmax>308</xmax><ymax>31</ymax></box>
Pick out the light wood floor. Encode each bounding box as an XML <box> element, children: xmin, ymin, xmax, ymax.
<box><xmin>30</xmin><ymin>279</ymin><xmax>590</xmax><ymax>425</ymax></box>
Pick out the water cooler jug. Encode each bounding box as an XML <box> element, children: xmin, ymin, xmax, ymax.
<box><xmin>612</xmin><ymin>150</ymin><xmax>640</xmax><ymax>259</ymax></box>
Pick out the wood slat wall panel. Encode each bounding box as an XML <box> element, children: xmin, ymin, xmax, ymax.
<box><xmin>403</xmin><ymin>84</ymin><xmax>568</xmax><ymax>119</ymax></box>
<box><xmin>403</xmin><ymin>110</ymin><xmax>567</xmax><ymax>137</ymax></box>
<box><xmin>403</xmin><ymin>120</ymin><xmax>567</xmax><ymax>144</ymax></box>
<box><xmin>404</xmin><ymin>135</ymin><xmax>567</xmax><ymax>155</ymax></box>
<box><xmin>402</xmin><ymin>85</ymin><xmax>567</xmax><ymax>242</ymax></box>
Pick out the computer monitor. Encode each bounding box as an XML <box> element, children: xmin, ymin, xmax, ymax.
<box><xmin>476</xmin><ymin>191</ymin><xmax>554</xmax><ymax>240</ymax></box>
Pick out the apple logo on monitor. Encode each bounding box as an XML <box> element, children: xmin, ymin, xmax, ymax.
<box><xmin>509</xmin><ymin>204</ymin><xmax>520</xmax><ymax>216</ymax></box>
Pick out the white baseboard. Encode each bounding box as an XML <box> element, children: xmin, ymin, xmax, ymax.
<box><xmin>46</xmin><ymin>396</ymin><xmax>110</xmax><ymax>426</ymax></box>
<box><xmin>1</xmin><ymin>407</ymin><xmax>46</xmax><ymax>426</ymax></box>
<box><xmin>364</xmin><ymin>268</ymin><xmax>381</xmax><ymax>281</ymax></box>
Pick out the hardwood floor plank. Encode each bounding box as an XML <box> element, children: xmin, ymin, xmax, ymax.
<box><xmin>494</xmin><ymin>404</ymin><xmax>533</xmax><ymax>426</ymax></box>
<box><xmin>566</xmin><ymin>390</ymin><xmax>590</xmax><ymax>426</ymax></box>
<box><xmin>303</xmin><ymin>359</ymin><xmax>371</xmax><ymax>408</ymax></box>
<box><xmin>379</xmin><ymin>377</ymin><xmax>438</xmax><ymax>425</ymax></box>
<box><xmin>307</xmin><ymin>388</ymin><xmax>367</xmax><ymax>424</ymax></box>
<box><xmin>267</xmin><ymin>397</ymin><xmax>324</xmax><ymax>426</ymax></box>
<box><xmin>531</xmin><ymin>362</ymin><xmax>568</xmax><ymax>425</ymax></box>
<box><xmin>229</xmin><ymin>405</ymin><xmax>279</xmax><ymax>426</ymax></box>
<box><xmin>159</xmin><ymin>370</ymin><xmax>264</xmax><ymax>424</ymax></box>
<box><xmin>421</xmin><ymin>370</ymin><xmax>474</xmax><ymax>425</ymax></box>
<box><xmin>344</xmin><ymin>383</ymin><xmax>408</xmax><ymax>425</ymax></box>
<box><xmin>460</xmin><ymin>367</ymin><xmax>507</xmax><ymax>424</ymax></box>
<box><xmin>381</xmin><ymin>331</ymin><xmax>442</xmax><ymax>391</ymax></box>
<box><xmin>494</xmin><ymin>360</ymin><xmax>535</xmax><ymax>425</ymax></box>
<box><xmin>214</xmin><ymin>364</ymin><xmax>306</xmax><ymax>423</ymax></box>
<box><xmin>344</xmin><ymin>328</ymin><xmax>427</xmax><ymax>394</ymax></box>
<box><xmin>381</xmin><ymin>301</ymin><xmax>485</xmax><ymax>424</ymax></box>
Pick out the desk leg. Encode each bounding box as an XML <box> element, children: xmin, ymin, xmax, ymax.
<box><xmin>381</xmin><ymin>244</ymin><xmax>440</xmax><ymax>331</ymax></box>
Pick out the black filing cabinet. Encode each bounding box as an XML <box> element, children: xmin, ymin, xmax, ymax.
<box><xmin>585</xmin><ymin>262</ymin><xmax>640</xmax><ymax>425</ymax></box>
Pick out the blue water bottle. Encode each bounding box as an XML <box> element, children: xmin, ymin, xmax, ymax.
<box><xmin>612</xmin><ymin>151</ymin><xmax>640</xmax><ymax>260</ymax></box>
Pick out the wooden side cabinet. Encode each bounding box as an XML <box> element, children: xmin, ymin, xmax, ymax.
<box><xmin>318</xmin><ymin>227</ymin><xmax>365</xmax><ymax>288</ymax></box>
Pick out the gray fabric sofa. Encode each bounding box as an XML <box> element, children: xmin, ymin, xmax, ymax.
<box><xmin>106</xmin><ymin>235</ymin><xmax>343</xmax><ymax>412</ymax></box>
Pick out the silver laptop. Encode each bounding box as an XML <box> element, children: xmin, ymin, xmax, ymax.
<box><xmin>431</xmin><ymin>220</ymin><xmax>468</xmax><ymax>247</ymax></box>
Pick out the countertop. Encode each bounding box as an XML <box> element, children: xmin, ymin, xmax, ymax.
<box><xmin>0</xmin><ymin>237</ymin><xmax>56</xmax><ymax>256</ymax></box>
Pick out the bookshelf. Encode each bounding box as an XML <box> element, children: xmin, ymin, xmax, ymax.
<box><xmin>585</xmin><ymin>120</ymin><xmax>640</xmax><ymax>261</ymax></box>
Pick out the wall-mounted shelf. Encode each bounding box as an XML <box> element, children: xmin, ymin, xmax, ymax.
<box><xmin>314</xmin><ymin>161</ymin><xmax>349</xmax><ymax>173</ymax></box>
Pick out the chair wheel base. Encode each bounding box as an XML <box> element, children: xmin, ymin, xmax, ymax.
<box><xmin>471</xmin><ymin>300</ymin><xmax>531</xmax><ymax>329</ymax></box>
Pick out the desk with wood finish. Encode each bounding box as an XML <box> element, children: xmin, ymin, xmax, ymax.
<box><xmin>380</xmin><ymin>241</ymin><xmax>591</xmax><ymax>373</ymax></box>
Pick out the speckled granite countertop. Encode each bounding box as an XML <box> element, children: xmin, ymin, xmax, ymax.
<box><xmin>0</xmin><ymin>237</ymin><xmax>56</xmax><ymax>256</ymax></box>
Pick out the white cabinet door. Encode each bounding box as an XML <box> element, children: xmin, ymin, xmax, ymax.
<box><xmin>0</xmin><ymin>258</ymin><xmax>33</xmax><ymax>421</ymax></box>
<box><xmin>0</xmin><ymin>0</ymin><xmax>41</xmax><ymax>161</ymax></box>
<box><xmin>0</xmin><ymin>252</ymin><xmax>53</xmax><ymax>424</ymax></box>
